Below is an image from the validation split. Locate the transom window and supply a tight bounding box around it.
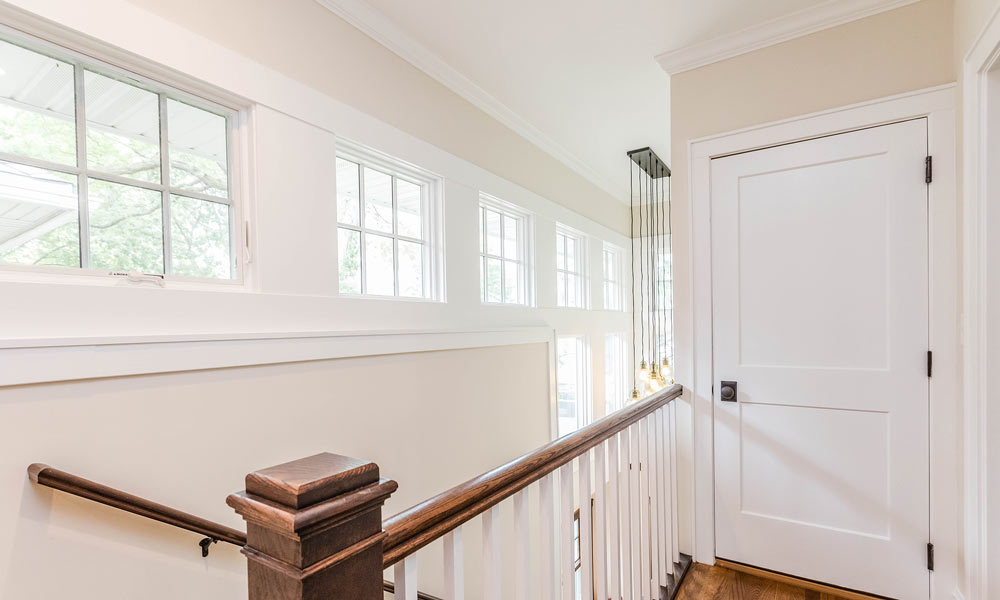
[556,226,587,308]
[603,242,624,311]
[479,197,529,305]
[0,31,237,280]
[336,155,433,299]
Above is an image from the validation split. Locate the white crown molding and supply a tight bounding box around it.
[656,0,921,75]
[314,0,624,202]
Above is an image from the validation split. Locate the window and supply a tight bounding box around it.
[556,226,587,308]
[656,240,674,371]
[0,31,237,280]
[336,153,437,299]
[603,243,624,311]
[479,196,529,305]
[605,333,629,414]
[557,335,591,437]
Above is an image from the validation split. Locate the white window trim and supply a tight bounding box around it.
[479,193,534,306]
[0,20,253,289]
[336,138,445,302]
[604,331,629,414]
[555,223,589,309]
[603,241,625,312]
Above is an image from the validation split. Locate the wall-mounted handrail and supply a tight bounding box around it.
[381,383,683,568]
[28,464,247,546]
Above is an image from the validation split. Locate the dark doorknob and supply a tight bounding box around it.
[720,381,737,402]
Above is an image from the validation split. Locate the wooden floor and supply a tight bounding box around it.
[675,563,867,600]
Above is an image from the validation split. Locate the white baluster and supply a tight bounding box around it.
[658,408,673,577]
[513,488,530,600]
[621,427,634,600]
[670,403,679,565]
[579,449,594,600]
[483,505,501,600]
[638,418,651,600]
[609,432,623,600]
[394,554,418,600]
[594,441,608,600]
[647,413,661,597]
[560,462,576,600]
[629,423,641,599]
[540,472,558,599]
[444,527,465,600]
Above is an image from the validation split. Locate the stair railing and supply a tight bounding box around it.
[28,383,686,599]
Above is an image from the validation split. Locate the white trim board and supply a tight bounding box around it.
[313,0,621,203]
[959,4,1000,598]
[656,0,921,75]
[0,328,553,387]
[685,84,958,599]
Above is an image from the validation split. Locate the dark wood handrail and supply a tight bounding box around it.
[28,463,247,546]
[381,383,683,567]
[28,463,441,600]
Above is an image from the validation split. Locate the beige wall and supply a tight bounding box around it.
[122,0,628,234]
[0,343,550,599]
[668,0,956,558]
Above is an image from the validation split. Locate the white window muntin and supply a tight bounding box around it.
[336,143,442,300]
[603,242,624,311]
[0,25,243,283]
[556,225,587,309]
[479,194,532,305]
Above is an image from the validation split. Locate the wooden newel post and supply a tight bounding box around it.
[227,453,398,600]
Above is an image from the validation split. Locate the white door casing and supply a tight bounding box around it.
[711,120,929,598]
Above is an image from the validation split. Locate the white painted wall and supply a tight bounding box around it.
[0,1,637,598]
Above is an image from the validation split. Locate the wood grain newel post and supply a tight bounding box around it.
[227,453,398,600]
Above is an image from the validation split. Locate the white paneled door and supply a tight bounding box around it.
[711,119,929,599]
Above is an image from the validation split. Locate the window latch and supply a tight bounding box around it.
[110,271,166,287]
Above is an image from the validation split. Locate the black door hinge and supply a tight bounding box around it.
[927,351,933,378]
[927,542,935,571]
[925,156,933,184]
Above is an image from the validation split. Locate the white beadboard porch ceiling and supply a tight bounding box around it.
[315,0,873,203]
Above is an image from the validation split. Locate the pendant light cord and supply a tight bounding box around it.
[629,161,636,391]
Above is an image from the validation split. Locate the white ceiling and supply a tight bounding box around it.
[321,0,851,202]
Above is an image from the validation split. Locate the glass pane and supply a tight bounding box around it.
[480,255,486,301]
[85,70,160,183]
[364,168,392,234]
[567,273,578,307]
[556,232,565,270]
[88,178,162,273]
[478,207,484,253]
[503,259,519,304]
[557,336,579,436]
[338,227,361,294]
[398,239,424,298]
[0,161,79,267]
[485,209,501,256]
[336,158,360,226]
[0,40,76,165]
[397,179,422,239]
[565,236,576,272]
[170,195,230,278]
[503,215,518,259]
[486,256,502,303]
[557,271,566,307]
[364,233,394,295]
[167,99,228,198]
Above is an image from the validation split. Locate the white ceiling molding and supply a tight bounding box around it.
[656,0,922,75]
[314,0,624,201]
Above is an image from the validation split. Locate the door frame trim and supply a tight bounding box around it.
[687,84,958,599]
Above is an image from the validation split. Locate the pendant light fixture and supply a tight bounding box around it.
[627,147,671,398]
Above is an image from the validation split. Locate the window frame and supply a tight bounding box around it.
[0,23,247,286]
[479,194,533,306]
[602,242,624,311]
[604,332,629,414]
[336,140,444,302]
[556,334,592,438]
[555,224,588,309]
[655,235,674,364]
